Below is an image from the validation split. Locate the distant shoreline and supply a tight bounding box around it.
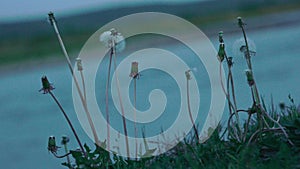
[1,9,300,74]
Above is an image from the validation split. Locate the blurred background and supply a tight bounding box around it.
[1,0,300,168]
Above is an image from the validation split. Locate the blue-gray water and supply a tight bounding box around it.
[1,22,300,168]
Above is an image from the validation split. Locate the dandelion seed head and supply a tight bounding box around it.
[99,31,113,48]
[233,37,256,58]
[99,28,126,52]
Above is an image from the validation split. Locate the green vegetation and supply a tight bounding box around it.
[51,100,300,169]
[40,13,300,168]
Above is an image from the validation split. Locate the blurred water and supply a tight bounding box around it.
[1,23,300,168]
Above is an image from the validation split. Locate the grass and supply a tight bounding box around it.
[64,101,300,169]
[41,15,300,168]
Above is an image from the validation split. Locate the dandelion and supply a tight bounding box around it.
[39,76,55,94]
[217,31,241,141]
[232,37,256,58]
[100,28,129,157]
[185,70,199,142]
[217,31,225,62]
[185,70,192,80]
[76,57,86,102]
[48,136,59,153]
[237,17,293,145]
[61,135,71,168]
[237,16,245,28]
[48,12,100,147]
[130,62,140,79]
[100,28,125,52]
[41,76,86,157]
[130,61,140,159]
[76,58,83,71]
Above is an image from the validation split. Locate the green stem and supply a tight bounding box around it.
[48,91,86,157]
[63,144,71,168]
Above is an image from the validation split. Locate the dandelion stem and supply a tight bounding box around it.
[112,46,130,158]
[63,144,71,168]
[52,152,72,159]
[186,74,199,142]
[48,91,86,157]
[243,113,252,142]
[247,127,282,145]
[238,17,292,145]
[219,62,241,141]
[105,51,113,151]
[80,71,87,102]
[133,78,138,159]
[238,17,261,106]
[48,12,100,146]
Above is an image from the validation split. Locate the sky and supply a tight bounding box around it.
[0,0,201,23]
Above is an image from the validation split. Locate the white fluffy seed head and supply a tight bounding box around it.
[99,28,126,52]
[232,37,256,58]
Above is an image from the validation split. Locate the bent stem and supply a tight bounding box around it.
[52,152,72,159]
[48,91,86,157]
[226,62,242,140]
[218,32,242,140]
[261,108,294,146]
[219,62,241,142]
[48,12,100,146]
[247,128,282,145]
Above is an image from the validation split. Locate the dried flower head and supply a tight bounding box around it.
[76,57,83,71]
[227,57,234,67]
[218,31,224,43]
[39,76,54,94]
[185,70,192,80]
[48,12,56,25]
[130,62,140,79]
[237,16,244,28]
[48,136,59,153]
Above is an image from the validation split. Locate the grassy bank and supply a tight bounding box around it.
[59,100,300,169]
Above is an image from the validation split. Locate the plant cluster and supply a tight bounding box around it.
[41,13,300,168]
